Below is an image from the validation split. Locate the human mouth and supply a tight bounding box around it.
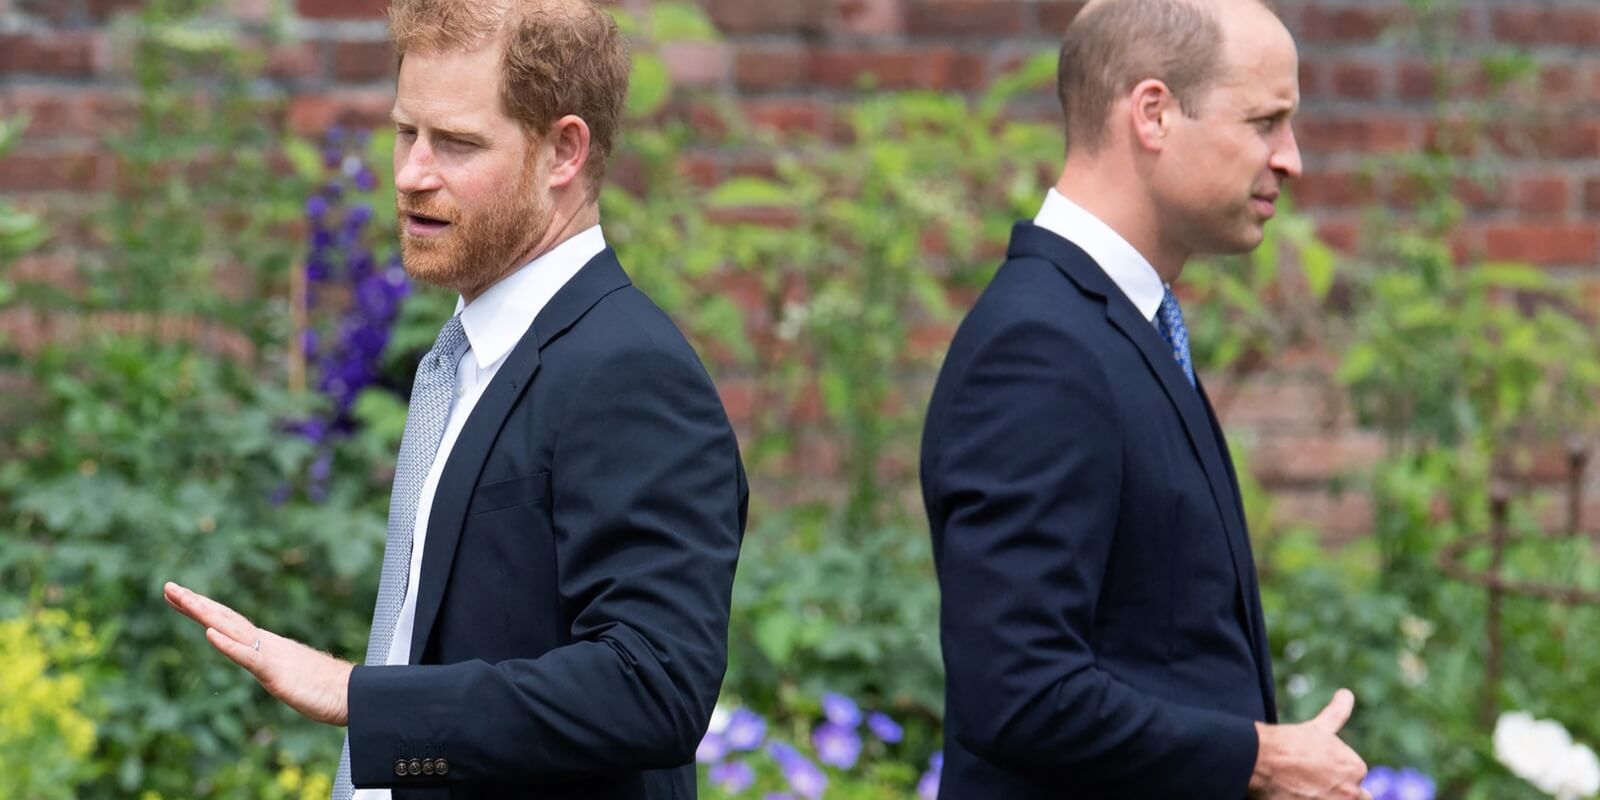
[403,210,453,237]
[1251,192,1278,219]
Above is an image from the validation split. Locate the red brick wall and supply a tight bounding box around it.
[3,0,1598,539]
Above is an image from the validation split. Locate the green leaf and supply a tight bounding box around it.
[705,176,797,209]
[282,136,323,181]
[980,50,1057,116]
[1302,241,1336,301]
[649,2,719,42]
[351,388,409,447]
[626,53,672,119]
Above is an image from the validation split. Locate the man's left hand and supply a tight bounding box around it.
[164,581,353,726]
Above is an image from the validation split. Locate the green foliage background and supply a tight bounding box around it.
[2,0,1599,798]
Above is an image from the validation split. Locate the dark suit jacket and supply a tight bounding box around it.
[346,249,748,799]
[920,224,1276,798]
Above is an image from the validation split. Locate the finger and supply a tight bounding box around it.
[1311,688,1355,733]
[168,584,257,645]
[206,626,264,677]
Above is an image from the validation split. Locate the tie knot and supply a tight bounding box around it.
[431,314,469,361]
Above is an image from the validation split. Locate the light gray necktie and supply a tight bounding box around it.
[333,314,469,800]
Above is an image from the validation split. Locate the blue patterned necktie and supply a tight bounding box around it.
[332,314,469,800]
[1156,286,1196,388]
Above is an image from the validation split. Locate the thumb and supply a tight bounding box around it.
[1310,688,1355,733]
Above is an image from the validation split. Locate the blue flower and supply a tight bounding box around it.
[305,195,330,219]
[820,692,861,728]
[812,722,861,769]
[1364,766,1434,800]
[695,731,728,765]
[916,750,944,799]
[766,740,803,768]
[355,166,378,192]
[724,708,766,751]
[867,711,903,744]
[708,760,754,793]
[780,752,826,799]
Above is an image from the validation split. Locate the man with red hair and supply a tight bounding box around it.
[167,2,748,797]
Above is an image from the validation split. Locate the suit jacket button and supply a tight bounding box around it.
[408,758,422,776]
[394,759,407,776]
[421,759,435,776]
[436,758,449,776]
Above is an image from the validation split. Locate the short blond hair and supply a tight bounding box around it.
[389,0,631,196]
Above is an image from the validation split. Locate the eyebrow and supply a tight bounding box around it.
[389,111,491,145]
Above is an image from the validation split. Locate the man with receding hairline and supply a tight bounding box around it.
[922,0,1370,797]
[164,1,748,797]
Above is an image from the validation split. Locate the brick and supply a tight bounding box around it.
[1252,432,1386,484]
[1315,217,1361,253]
[1512,175,1571,216]
[715,376,756,426]
[1330,61,1382,100]
[1496,121,1600,159]
[1211,380,1337,429]
[285,90,394,137]
[1272,489,1374,544]
[705,0,826,34]
[1297,115,1416,153]
[742,98,828,136]
[661,41,731,89]
[904,0,1027,36]
[0,33,100,77]
[1298,4,1399,42]
[15,0,74,24]
[1492,6,1600,46]
[0,88,132,139]
[84,0,140,21]
[1397,61,1436,100]
[1298,61,1323,97]
[332,40,396,83]
[1483,223,1598,266]
[1540,64,1582,104]
[1292,169,1373,209]
[811,47,988,92]
[7,255,83,294]
[0,150,112,192]
[1039,1,1086,34]
[830,0,904,35]
[734,45,810,91]
[296,0,389,19]
[267,41,322,81]
[1586,178,1600,213]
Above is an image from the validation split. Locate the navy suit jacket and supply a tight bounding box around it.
[346,250,748,799]
[920,224,1276,798]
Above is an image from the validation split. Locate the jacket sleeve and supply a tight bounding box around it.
[346,341,747,785]
[928,316,1257,797]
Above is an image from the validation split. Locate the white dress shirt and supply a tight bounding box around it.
[1034,188,1166,325]
[354,224,606,800]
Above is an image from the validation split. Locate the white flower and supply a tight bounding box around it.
[1397,651,1427,687]
[1494,711,1600,799]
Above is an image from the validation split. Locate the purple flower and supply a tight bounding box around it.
[762,795,796,800]
[695,731,728,765]
[345,203,374,233]
[309,451,333,483]
[917,751,943,799]
[820,692,861,728]
[268,483,291,507]
[355,166,378,192]
[812,723,861,769]
[296,418,328,445]
[867,711,903,744]
[1364,766,1434,800]
[780,753,826,799]
[724,708,766,751]
[305,194,330,219]
[766,741,803,768]
[708,760,754,793]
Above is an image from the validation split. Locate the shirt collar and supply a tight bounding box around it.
[455,224,607,370]
[1034,189,1165,323]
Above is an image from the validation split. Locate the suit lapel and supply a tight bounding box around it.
[407,250,633,661]
[1009,224,1262,645]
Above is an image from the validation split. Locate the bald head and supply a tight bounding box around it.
[1057,0,1281,157]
